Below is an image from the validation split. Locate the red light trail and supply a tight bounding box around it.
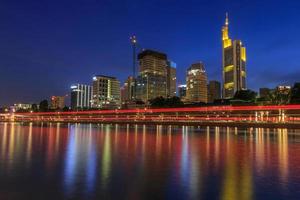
[17,104,300,116]
[3,104,300,127]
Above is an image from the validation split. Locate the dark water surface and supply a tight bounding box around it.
[0,122,300,200]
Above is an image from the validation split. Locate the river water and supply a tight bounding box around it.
[0,122,299,200]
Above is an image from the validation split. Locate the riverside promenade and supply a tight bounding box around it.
[2,105,300,129]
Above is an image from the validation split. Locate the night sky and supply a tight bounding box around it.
[0,0,300,106]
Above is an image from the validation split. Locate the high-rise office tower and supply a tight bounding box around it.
[208,80,221,103]
[50,96,65,109]
[186,62,208,103]
[92,75,121,109]
[121,76,135,103]
[136,49,168,102]
[178,84,187,99]
[139,49,167,75]
[70,84,92,110]
[222,13,246,98]
[167,61,177,97]
[120,86,126,103]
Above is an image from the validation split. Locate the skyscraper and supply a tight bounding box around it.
[186,62,208,103]
[121,76,135,103]
[222,13,246,98]
[70,84,92,110]
[92,75,121,109]
[136,49,168,102]
[208,80,221,103]
[167,61,177,97]
[178,84,187,100]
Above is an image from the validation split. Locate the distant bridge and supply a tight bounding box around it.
[2,105,300,128]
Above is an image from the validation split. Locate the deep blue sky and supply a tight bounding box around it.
[0,0,300,106]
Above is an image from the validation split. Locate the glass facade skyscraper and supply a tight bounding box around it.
[222,13,247,98]
[136,50,176,102]
[167,61,177,97]
[70,84,92,110]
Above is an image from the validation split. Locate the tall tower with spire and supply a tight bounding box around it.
[222,13,247,98]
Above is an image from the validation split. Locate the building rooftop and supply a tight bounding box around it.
[94,75,117,80]
[188,62,205,71]
[138,49,167,60]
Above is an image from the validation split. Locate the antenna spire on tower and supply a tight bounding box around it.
[130,35,137,100]
[130,35,137,79]
[225,12,229,26]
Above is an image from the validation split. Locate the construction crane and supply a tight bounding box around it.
[130,35,137,100]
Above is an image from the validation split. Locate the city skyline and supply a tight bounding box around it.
[1,0,300,106]
[1,1,300,199]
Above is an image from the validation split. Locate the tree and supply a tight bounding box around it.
[149,96,166,108]
[165,96,184,107]
[31,103,38,112]
[268,89,290,105]
[233,89,257,102]
[39,100,49,112]
[290,83,300,104]
[63,106,70,112]
[149,96,184,108]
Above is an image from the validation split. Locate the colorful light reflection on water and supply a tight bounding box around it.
[0,122,299,200]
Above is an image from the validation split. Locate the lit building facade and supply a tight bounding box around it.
[208,80,221,103]
[276,85,291,95]
[121,76,135,103]
[186,62,208,103]
[92,75,121,109]
[167,61,177,97]
[70,84,92,110]
[222,13,246,98]
[13,103,32,111]
[178,84,187,100]
[136,50,169,102]
[138,49,167,76]
[136,74,167,102]
[50,96,65,109]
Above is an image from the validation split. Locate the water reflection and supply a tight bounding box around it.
[64,124,77,195]
[101,125,112,188]
[0,122,299,199]
[278,128,288,183]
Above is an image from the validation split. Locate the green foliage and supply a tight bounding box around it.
[233,90,257,102]
[290,82,300,104]
[149,96,184,108]
[165,96,184,107]
[31,103,38,112]
[63,106,70,111]
[268,89,290,105]
[149,96,166,108]
[39,100,49,112]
